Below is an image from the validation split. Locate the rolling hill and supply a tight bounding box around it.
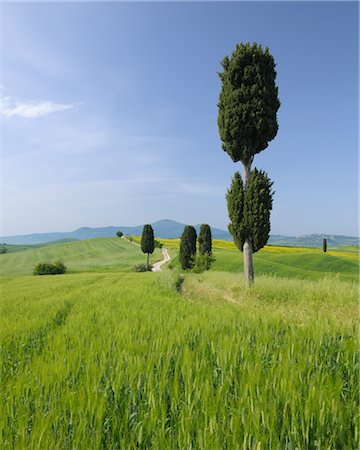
[0,235,357,281]
[0,237,162,277]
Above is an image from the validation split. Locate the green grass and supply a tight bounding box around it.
[211,248,359,281]
[161,238,358,282]
[1,272,357,449]
[0,238,162,277]
[1,237,358,448]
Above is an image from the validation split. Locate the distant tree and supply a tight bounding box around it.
[218,42,280,286]
[198,224,212,255]
[323,238,327,253]
[179,226,197,270]
[116,231,123,238]
[227,169,274,259]
[0,246,7,254]
[141,225,155,271]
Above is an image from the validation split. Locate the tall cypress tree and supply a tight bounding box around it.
[179,226,197,270]
[198,224,212,255]
[141,224,155,271]
[218,42,280,285]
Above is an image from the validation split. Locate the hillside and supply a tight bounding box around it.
[1,236,357,282]
[0,237,161,277]
[1,237,357,448]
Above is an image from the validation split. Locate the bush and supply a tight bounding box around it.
[116,231,123,238]
[192,253,215,274]
[154,239,163,249]
[133,263,153,273]
[34,260,67,276]
[0,246,7,254]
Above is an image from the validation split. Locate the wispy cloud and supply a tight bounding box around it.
[2,97,75,118]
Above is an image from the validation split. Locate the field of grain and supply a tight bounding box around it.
[1,267,358,449]
[1,237,358,448]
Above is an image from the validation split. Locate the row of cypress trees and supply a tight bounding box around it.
[179,224,212,270]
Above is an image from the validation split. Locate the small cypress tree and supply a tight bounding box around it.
[227,169,274,260]
[141,224,155,271]
[179,226,197,270]
[323,238,327,253]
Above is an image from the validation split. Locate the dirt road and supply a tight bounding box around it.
[152,248,171,272]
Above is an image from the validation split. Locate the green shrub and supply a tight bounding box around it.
[116,231,123,238]
[0,246,7,254]
[192,253,215,273]
[133,263,152,272]
[34,260,66,275]
[154,239,163,249]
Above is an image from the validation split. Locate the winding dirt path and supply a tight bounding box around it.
[152,248,171,272]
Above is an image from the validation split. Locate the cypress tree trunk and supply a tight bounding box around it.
[243,162,254,286]
[146,253,149,271]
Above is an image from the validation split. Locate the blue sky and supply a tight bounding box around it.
[2,1,358,236]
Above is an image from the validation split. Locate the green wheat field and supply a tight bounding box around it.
[1,238,358,449]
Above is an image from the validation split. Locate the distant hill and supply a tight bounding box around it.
[0,220,230,245]
[1,220,358,248]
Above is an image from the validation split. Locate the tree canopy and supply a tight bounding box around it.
[141,225,154,254]
[179,226,197,270]
[198,224,212,256]
[218,42,280,166]
[227,169,274,253]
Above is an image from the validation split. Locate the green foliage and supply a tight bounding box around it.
[0,246,7,254]
[323,238,327,253]
[198,224,212,256]
[218,42,280,165]
[154,239,163,249]
[141,225,155,255]
[133,263,152,272]
[141,225,155,271]
[192,253,215,273]
[115,231,123,238]
[227,169,274,253]
[179,226,197,270]
[226,172,245,251]
[33,260,66,275]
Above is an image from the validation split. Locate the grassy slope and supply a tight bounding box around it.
[158,238,358,281]
[0,237,162,277]
[212,248,358,281]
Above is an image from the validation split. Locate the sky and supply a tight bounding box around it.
[1,1,358,237]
